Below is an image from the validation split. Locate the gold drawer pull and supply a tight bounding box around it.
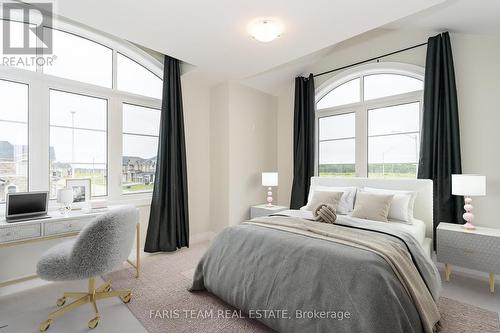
[463,249,475,254]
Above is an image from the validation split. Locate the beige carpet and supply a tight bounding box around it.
[104,241,500,333]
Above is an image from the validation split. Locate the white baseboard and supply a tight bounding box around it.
[190,231,216,244]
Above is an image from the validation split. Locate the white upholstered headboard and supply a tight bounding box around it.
[309,177,434,237]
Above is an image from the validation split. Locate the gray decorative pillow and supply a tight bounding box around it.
[351,191,394,222]
[313,203,337,224]
[304,191,343,211]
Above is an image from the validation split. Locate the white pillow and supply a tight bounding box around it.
[363,187,417,223]
[302,186,357,214]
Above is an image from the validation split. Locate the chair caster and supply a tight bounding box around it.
[88,317,99,329]
[39,319,52,332]
[56,297,66,307]
[120,292,131,303]
[104,285,112,292]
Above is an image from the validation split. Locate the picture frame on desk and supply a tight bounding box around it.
[65,178,91,208]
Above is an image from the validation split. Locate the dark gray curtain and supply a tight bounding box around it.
[144,56,189,252]
[290,74,315,209]
[418,32,464,248]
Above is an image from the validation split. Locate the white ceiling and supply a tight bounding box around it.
[384,0,500,36]
[49,0,443,87]
[243,0,500,94]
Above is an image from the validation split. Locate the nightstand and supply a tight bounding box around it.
[250,204,288,219]
[437,222,500,293]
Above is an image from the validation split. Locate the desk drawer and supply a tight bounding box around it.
[0,224,41,243]
[44,218,89,236]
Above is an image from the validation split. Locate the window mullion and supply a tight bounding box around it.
[360,75,365,102]
[356,107,367,177]
[107,95,122,201]
[29,79,50,191]
[112,49,118,90]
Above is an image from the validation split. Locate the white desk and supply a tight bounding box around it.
[0,206,140,288]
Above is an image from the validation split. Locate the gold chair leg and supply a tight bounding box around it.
[88,299,100,329]
[88,277,96,293]
[96,280,112,292]
[39,278,125,331]
[40,294,89,331]
[445,263,452,281]
[48,295,90,320]
[63,292,87,299]
[95,289,131,300]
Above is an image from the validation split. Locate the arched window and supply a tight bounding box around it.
[0,15,163,203]
[316,63,423,178]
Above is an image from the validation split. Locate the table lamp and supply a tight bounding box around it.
[452,174,486,230]
[262,172,278,207]
[57,188,74,215]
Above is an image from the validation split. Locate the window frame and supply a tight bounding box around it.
[116,52,163,98]
[48,88,109,198]
[121,102,161,195]
[317,111,356,177]
[0,78,30,198]
[42,26,114,88]
[0,15,163,207]
[315,62,424,178]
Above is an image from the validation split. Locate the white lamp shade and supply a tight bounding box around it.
[262,172,278,186]
[57,188,74,204]
[452,174,486,196]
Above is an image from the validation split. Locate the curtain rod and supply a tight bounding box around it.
[312,41,428,78]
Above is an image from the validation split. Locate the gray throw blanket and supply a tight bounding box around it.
[313,203,337,223]
[191,215,441,333]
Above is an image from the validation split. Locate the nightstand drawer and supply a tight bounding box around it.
[44,218,89,236]
[250,205,288,219]
[437,244,500,274]
[437,229,500,254]
[0,224,42,243]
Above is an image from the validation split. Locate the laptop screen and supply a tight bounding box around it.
[6,192,48,217]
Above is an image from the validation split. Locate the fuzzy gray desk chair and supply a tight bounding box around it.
[36,206,138,331]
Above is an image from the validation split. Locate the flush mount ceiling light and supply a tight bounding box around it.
[247,18,284,43]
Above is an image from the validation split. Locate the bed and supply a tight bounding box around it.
[191,177,440,333]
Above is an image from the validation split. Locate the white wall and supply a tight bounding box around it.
[210,82,277,231]
[228,83,278,225]
[209,83,230,232]
[452,33,500,228]
[276,81,295,207]
[182,77,211,236]
[275,28,500,228]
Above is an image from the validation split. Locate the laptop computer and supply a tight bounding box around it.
[5,191,51,222]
